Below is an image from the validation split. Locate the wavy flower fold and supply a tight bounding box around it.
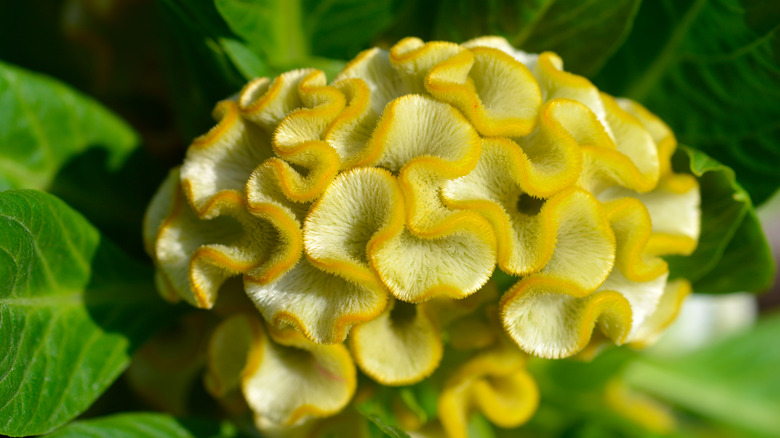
[144,36,700,435]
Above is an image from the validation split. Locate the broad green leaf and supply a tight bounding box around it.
[45,413,241,438]
[665,147,775,294]
[432,0,642,76]
[214,0,395,68]
[214,0,309,62]
[302,0,396,60]
[594,0,780,205]
[625,314,780,437]
[158,0,248,140]
[219,37,272,79]
[523,348,670,438]
[0,190,181,437]
[0,61,165,258]
[0,61,137,191]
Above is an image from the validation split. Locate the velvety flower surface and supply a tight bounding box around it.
[144,36,700,435]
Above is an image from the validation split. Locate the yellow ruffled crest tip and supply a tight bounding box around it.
[143,34,702,432]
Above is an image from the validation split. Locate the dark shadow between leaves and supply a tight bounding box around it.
[48,147,168,261]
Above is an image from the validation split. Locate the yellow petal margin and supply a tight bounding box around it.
[205,313,356,428]
[145,34,703,430]
[350,299,443,386]
[438,347,539,438]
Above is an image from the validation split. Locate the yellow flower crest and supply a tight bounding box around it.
[144,36,700,434]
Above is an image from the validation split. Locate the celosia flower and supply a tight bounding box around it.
[144,36,700,435]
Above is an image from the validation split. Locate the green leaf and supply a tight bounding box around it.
[302,0,396,60]
[594,0,780,205]
[219,37,272,79]
[624,313,780,437]
[0,190,182,437]
[0,61,137,191]
[467,413,497,438]
[44,412,241,438]
[0,61,165,258]
[215,0,309,62]
[357,399,412,438]
[158,0,248,140]
[215,0,395,67]
[665,146,775,294]
[432,0,642,76]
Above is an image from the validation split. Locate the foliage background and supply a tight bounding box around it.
[0,0,778,437]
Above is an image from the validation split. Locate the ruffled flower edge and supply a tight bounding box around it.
[143,35,701,364]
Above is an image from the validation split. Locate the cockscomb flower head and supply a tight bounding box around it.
[144,36,700,435]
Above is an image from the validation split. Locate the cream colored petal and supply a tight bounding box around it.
[371,94,481,174]
[245,258,387,344]
[204,313,254,399]
[239,69,313,131]
[370,226,496,303]
[511,99,598,196]
[389,37,464,94]
[600,176,700,257]
[368,94,483,238]
[399,162,494,239]
[303,167,403,293]
[272,70,344,153]
[326,78,385,169]
[540,189,616,291]
[336,47,410,115]
[615,97,677,177]
[153,172,240,308]
[461,36,539,70]
[441,142,542,275]
[181,101,274,218]
[153,169,287,308]
[153,270,179,303]
[438,348,538,438]
[350,299,443,385]
[253,417,318,438]
[442,103,597,275]
[640,180,701,254]
[143,168,178,258]
[576,94,659,195]
[242,161,307,285]
[533,52,611,136]
[629,279,692,347]
[249,70,345,203]
[603,197,668,282]
[240,317,357,426]
[598,269,668,341]
[500,275,632,358]
[426,46,541,137]
[615,98,700,255]
[598,93,660,192]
